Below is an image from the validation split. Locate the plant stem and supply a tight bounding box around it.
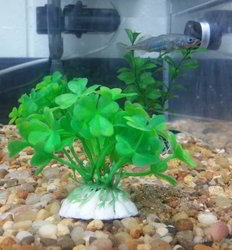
[106,157,127,185]
[52,154,87,179]
[123,170,153,177]
[95,140,115,182]
[70,146,83,166]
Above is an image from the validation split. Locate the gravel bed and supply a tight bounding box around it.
[0,122,231,250]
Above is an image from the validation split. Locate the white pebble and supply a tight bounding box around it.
[3,221,14,230]
[16,231,33,242]
[156,227,168,237]
[193,235,204,244]
[161,235,173,243]
[173,245,184,250]
[198,212,218,226]
[38,224,57,239]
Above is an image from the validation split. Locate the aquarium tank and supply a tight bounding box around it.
[0,1,232,249]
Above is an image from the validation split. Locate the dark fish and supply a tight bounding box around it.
[127,34,201,52]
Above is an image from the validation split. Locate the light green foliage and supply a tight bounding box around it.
[8,72,195,190]
[118,29,203,113]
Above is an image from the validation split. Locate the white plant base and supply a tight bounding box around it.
[59,186,138,220]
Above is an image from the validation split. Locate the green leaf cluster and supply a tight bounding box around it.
[8,73,195,189]
[118,29,202,114]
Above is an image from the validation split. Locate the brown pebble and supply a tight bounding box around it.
[175,219,193,231]
[0,236,17,247]
[0,169,9,178]
[130,227,143,239]
[150,239,171,250]
[194,244,215,250]
[16,189,29,199]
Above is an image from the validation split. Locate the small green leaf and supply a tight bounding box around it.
[28,131,50,145]
[68,78,88,94]
[8,140,30,157]
[44,132,61,153]
[31,150,53,168]
[89,115,114,137]
[125,29,140,44]
[55,94,78,109]
[117,72,135,84]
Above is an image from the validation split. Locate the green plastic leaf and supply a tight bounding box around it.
[124,101,149,118]
[68,78,88,94]
[89,115,114,137]
[132,153,160,167]
[28,131,50,145]
[8,140,30,157]
[146,89,161,100]
[117,72,135,84]
[55,94,78,109]
[31,150,53,168]
[73,95,97,121]
[171,134,196,166]
[124,116,151,131]
[43,107,55,128]
[44,132,61,153]
[125,29,140,44]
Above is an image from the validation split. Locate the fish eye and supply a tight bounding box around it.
[187,37,194,43]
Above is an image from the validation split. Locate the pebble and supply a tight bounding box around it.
[25,193,41,205]
[147,214,160,224]
[16,230,33,242]
[175,218,194,231]
[46,202,61,215]
[172,212,188,222]
[208,186,225,196]
[57,235,75,249]
[173,245,185,250]
[0,190,9,204]
[198,212,218,226]
[71,226,85,244]
[156,227,169,237]
[161,235,173,243]
[3,220,14,230]
[194,245,215,250]
[38,223,57,239]
[150,239,171,250]
[204,221,229,241]
[13,220,32,230]
[14,209,38,222]
[90,238,113,249]
[137,243,152,250]
[43,167,60,179]
[40,237,57,246]
[87,220,104,231]
[57,223,70,237]
[176,230,194,250]
[0,169,8,178]
[36,209,51,220]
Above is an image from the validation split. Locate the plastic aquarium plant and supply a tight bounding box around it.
[118,29,201,114]
[8,72,195,220]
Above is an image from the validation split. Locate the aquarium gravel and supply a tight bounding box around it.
[0,123,232,250]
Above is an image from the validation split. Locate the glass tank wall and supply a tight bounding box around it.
[169,0,232,154]
[0,0,232,154]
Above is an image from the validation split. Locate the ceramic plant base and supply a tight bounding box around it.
[59,186,138,220]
